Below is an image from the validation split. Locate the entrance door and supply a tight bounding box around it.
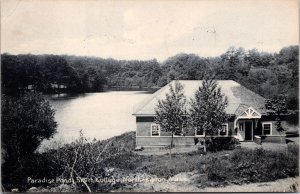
[244,121,253,141]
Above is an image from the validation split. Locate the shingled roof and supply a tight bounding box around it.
[133,80,266,116]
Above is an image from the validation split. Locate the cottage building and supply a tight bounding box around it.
[133,80,291,147]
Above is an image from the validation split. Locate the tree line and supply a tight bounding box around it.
[1,45,298,109]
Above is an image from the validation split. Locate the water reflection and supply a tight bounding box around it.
[40,91,151,149]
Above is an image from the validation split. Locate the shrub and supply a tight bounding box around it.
[204,146,299,184]
[138,153,202,178]
[287,143,299,155]
[44,131,135,192]
[6,131,137,192]
[205,137,240,152]
[102,152,145,170]
[206,155,231,181]
[2,92,57,191]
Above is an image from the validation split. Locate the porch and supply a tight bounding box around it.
[234,106,262,142]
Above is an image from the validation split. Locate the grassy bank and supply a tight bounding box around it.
[3,131,299,192]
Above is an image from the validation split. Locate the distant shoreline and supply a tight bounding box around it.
[105,86,160,92]
[35,86,159,96]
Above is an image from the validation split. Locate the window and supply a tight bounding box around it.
[151,124,160,136]
[219,124,228,136]
[262,122,272,135]
[195,127,205,137]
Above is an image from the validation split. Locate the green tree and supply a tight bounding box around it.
[265,95,288,143]
[189,79,228,152]
[220,47,251,79]
[161,53,208,82]
[155,81,187,152]
[2,92,57,190]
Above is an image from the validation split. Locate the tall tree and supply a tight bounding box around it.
[265,95,288,143]
[155,81,187,151]
[189,79,228,152]
[2,92,57,189]
[220,47,251,80]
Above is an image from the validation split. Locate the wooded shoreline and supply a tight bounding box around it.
[2,45,298,110]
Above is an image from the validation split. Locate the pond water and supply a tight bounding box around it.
[40,91,151,149]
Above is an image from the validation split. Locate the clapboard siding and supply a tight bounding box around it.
[136,136,196,146]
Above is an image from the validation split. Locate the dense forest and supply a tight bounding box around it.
[1,45,298,109]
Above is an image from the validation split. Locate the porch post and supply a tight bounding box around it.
[233,116,239,130]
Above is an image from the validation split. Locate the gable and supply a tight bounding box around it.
[237,107,262,119]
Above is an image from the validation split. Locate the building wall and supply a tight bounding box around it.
[136,116,236,136]
[228,120,236,135]
[258,116,288,136]
[266,121,281,136]
[136,116,236,147]
[136,136,197,147]
[136,116,197,146]
[136,116,174,136]
[135,115,292,147]
[136,121,152,136]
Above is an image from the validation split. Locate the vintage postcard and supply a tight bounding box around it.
[1,0,299,192]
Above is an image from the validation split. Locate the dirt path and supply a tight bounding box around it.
[200,177,299,192]
[114,171,299,192]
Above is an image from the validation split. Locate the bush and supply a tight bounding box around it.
[2,92,57,191]
[204,146,299,184]
[205,137,240,152]
[287,143,299,155]
[102,152,145,170]
[206,155,231,181]
[139,153,201,178]
[44,131,126,192]
[2,131,137,192]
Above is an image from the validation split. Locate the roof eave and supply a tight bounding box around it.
[132,113,156,117]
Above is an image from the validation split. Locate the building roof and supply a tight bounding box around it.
[133,80,266,116]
